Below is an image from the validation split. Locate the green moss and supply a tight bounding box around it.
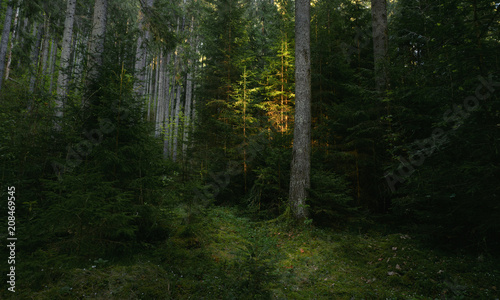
[9,206,500,299]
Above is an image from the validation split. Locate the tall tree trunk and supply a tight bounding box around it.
[134,0,154,96]
[152,55,160,121]
[371,0,388,90]
[86,0,108,87]
[40,19,51,87]
[172,84,183,162]
[147,59,154,120]
[16,18,28,70]
[56,0,77,119]
[289,0,311,220]
[164,69,177,159]
[162,52,172,156]
[73,31,87,87]
[182,16,195,156]
[0,1,14,92]
[182,65,193,156]
[48,38,58,94]
[29,22,43,94]
[4,5,19,84]
[155,53,164,137]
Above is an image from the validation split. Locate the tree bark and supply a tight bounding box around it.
[134,0,154,97]
[40,18,51,87]
[289,0,311,220]
[182,65,193,156]
[4,5,19,84]
[29,22,43,94]
[0,1,14,92]
[182,17,195,156]
[371,0,388,90]
[86,0,108,86]
[172,84,183,162]
[155,53,164,137]
[48,38,57,94]
[56,0,77,119]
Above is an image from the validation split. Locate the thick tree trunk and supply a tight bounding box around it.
[56,0,77,119]
[371,0,388,90]
[86,0,108,86]
[0,1,14,92]
[289,0,311,220]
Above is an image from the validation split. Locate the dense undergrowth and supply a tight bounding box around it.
[6,206,499,299]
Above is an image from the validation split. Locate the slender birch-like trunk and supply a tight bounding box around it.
[0,1,14,92]
[154,54,163,136]
[182,65,193,156]
[147,60,154,120]
[134,0,154,96]
[162,52,172,142]
[73,31,87,86]
[40,19,50,87]
[16,18,28,70]
[182,17,195,156]
[4,5,19,84]
[29,22,43,93]
[48,38,57,94]
[172,84,183,162]
[86,0,108,87]
[155,53,165,137]
[56,0,77,119]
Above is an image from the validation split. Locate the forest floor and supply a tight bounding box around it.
[14,206,500,299]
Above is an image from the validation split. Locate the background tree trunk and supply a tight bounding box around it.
[371,0,388,90]
[4,4,18,85]
[0,1,14,92]
[56,0,77,119]
[134,0,154,97]
[29,22,43,94]
[86,0,108,87]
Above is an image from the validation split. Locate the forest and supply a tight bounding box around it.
[0,0,499,298]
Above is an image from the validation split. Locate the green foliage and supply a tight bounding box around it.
[26,262,173,299]
[246,132,292,217]
[386,0,500,251]
[308,169,355,226]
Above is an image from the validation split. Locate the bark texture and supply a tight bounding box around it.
[289,0,311,220]
[56,0,77,118]
[0,1,14,92]
[87,0,108,84]
[134,0,154,96]
[371,0,388,90]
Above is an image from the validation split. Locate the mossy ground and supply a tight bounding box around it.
[7,206,500,299]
